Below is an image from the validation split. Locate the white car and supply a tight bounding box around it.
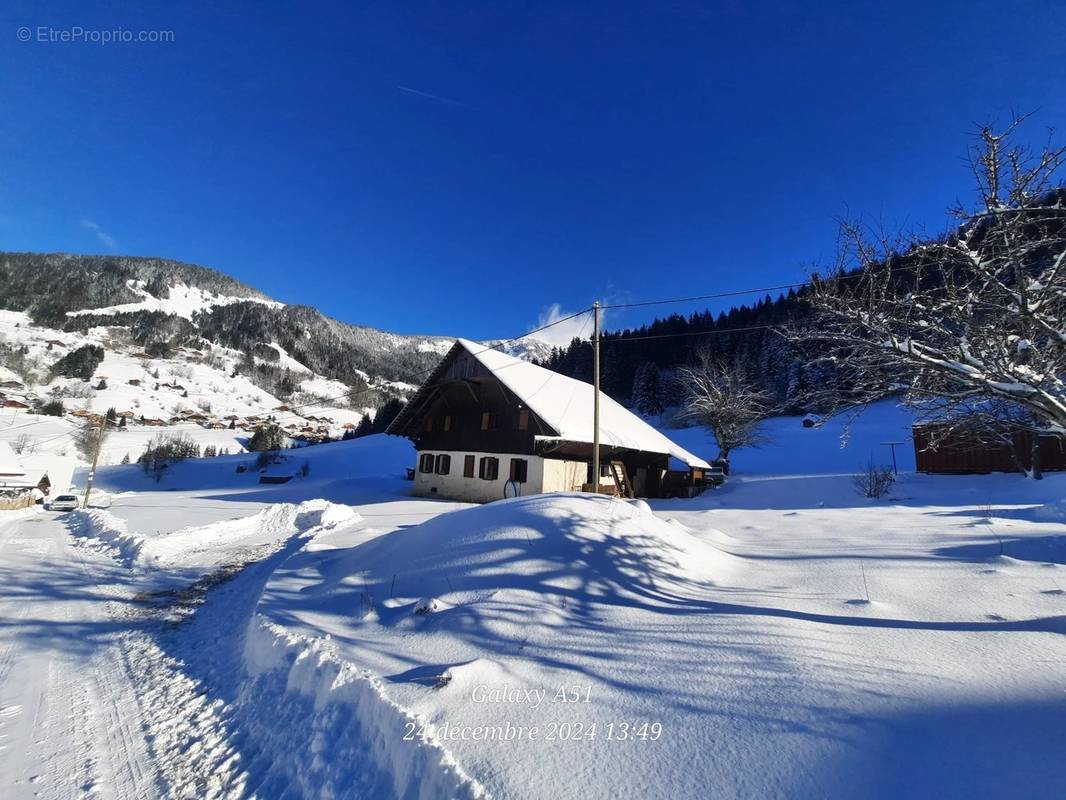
[49,494,80,512]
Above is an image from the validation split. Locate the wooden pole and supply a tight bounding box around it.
[82,419,106,509]
[592,302,600,494]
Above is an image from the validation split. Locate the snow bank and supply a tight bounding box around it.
[339,492,740,607]
[249,492,744,798]
[242,620,487,799]
[73,499,360,572]
[71,507,146,567]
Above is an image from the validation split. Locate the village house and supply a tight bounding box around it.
[0,442,49,510]
[387,339,710,503]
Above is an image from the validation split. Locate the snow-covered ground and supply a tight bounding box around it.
[660,399,919,474]
[1,408,1064,798]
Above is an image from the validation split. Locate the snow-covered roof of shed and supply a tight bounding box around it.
[0,440,26,478]
[456,339,711,469]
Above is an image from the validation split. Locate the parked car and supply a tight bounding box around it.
[49,494,79,512]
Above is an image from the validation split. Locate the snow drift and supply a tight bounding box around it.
[72,499,359,573]
[312,493,739,621]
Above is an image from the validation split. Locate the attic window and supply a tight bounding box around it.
[518,409,529,430]
[424,416,433,432]
[443,415,452,432]
[418,453,434,473]
[479,456,499,481]
[480,412,498,431]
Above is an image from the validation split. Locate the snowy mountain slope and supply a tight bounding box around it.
[65,279,282,320]
[0,252,551,467]
[1,250,549,401]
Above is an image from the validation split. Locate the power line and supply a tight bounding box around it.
[600,260,932,312]
[597,322,783,344]
[600,281,809,310]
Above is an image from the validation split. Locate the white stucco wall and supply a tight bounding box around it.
[412,450,591,504]
[412,450,542,504]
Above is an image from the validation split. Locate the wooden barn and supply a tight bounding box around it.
[913,423,1066,474]
[387,339,710,503]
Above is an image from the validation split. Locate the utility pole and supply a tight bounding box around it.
[82,418,106,509]
[592,301,601,494]
[880,441,906,476]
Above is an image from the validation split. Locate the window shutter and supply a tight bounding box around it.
[518,409,529,430]
[481,412,491,431]
[463,454,475,478]
[509,458,528,483]
[479,456,499,480]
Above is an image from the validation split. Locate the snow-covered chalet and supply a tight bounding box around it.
[387,339,710,503]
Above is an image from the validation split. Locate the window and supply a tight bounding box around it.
[443,415,452,432]
[435,454,451,475]
[479,456,499,480]
[424,416,433,432]
[509,458,528,483]
[463,454,475,478]
[518,409,529,430]
[419,453,434,473]
[480,412,498,431]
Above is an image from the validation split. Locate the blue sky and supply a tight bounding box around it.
[2,1,1064,343]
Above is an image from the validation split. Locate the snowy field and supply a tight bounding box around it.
[1,403,1064,798]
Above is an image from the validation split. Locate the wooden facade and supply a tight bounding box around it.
[913,424,1066,474]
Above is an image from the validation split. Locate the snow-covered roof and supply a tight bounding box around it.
[455,339,710,469]
[0,440,26,479]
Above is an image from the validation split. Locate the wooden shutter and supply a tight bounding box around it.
[518,409,529,430]
[463,454,475,478]
[509,458,528,483]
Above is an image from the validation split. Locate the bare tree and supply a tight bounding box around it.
[677,353,775,464]
[791,117,1066,477]
[11,433,35,455]
[73,418,108,463]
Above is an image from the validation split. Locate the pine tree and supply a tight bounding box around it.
[632,362,664,420]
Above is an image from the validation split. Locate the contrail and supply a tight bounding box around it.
[396,85,468,108]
